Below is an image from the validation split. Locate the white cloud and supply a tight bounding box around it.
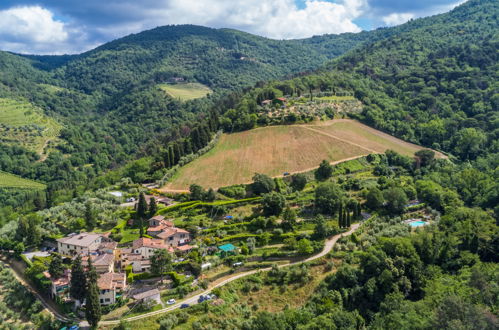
[0,1,370,54]
[382,12,414,26]
[87,0,368,40]
[0,6,70,53]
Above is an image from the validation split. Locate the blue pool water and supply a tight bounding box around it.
[409,221,427,227]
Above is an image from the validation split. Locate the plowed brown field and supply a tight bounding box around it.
[161,119,442,191]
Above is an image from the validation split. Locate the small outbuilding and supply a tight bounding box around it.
[132,288,161,305]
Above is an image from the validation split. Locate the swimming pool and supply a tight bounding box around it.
[409,220,427,227]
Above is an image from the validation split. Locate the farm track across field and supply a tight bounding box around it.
[161,119,441,192]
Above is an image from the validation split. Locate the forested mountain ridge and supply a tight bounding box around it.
[231,0,498,161]
[0,23,378,208]
[221,0,498,216]
[52,24,372,95]
[0,0,497,210]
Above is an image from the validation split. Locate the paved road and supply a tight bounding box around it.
[99,223,360,326]
[2,258,73,323]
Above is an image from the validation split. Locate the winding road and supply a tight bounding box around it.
[99,223,360,326]
[3,224,360,327]
[1,258,73,323]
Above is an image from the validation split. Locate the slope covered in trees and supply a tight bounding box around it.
[0,24,380,209]
[230,0,498,162]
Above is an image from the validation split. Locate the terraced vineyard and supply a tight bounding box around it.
[0,171,46,189]
[0,98,61,156]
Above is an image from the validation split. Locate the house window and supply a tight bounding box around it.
[105,298,110,302]
[100,299,104,303]
[169,237,173,241]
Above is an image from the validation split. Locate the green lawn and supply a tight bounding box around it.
[0,97,62,155]
[158,83,212,101]
[0,171,46,189]
[316,95,355,101]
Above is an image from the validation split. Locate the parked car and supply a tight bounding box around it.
[232,262,243,267]
[180,303,190,309]
[167,299,176,305]
[198,294,213,303]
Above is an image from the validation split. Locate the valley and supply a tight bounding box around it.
[0,0,497,329]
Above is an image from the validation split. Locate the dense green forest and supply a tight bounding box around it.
[0,24,383,212]
[0,0,497,328]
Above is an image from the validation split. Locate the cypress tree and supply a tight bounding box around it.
[139,218,144,238]
[191,128,201,150]
[85,259,102,328]
[163,150,170,168]
[183,139,193,155]
[85,202,97,229]
[137,192,148,220]
[70,255,87,304]
[346,211,351,228]
[148,197,157,218]
[177,141,185,157]
[168,145,175,166]
[338,203,343,228]
[48,253,64,279]
[200,125,210,146]
[173,143,182,163]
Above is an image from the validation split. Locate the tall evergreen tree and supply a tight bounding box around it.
[70,255,87,304]
[193,128,202,150]
[85,259,102,328]
[137,192,148,220]
[139,217,144,238]
[338,203,343,228]
[163,150,171,168]
[183,139,193,155]
[148,197,158,218]
[150,249,172,284]
[16,217,29,242]
[85,202,97,229]
[48,253,64,279]
[168,145,175,166]
[346,211,351,228]
[173,143,182,163]
[199,125,210,146]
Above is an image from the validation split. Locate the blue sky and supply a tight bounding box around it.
[0,0,465,54]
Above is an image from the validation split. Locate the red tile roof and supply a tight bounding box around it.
[97,272,126,290]
[132,238,168,250]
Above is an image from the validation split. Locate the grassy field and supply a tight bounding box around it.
[0,171,46,189]
[162,119,436,191]
[0,98,61,155]
[158,82,212,101]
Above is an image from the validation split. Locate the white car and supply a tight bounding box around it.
[167,299,176,305]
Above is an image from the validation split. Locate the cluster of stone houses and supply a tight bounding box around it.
[47,215,192,306]
[119,215,193,273]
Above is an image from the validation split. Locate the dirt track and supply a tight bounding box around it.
[160,119,441,192]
